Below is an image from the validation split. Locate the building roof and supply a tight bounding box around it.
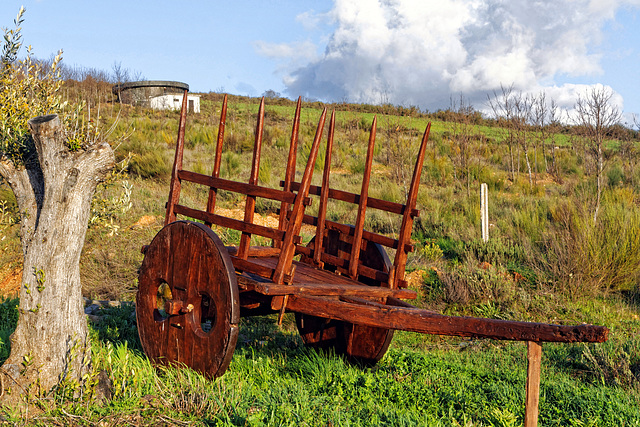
[112,80,189,95]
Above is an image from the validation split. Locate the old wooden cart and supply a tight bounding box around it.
[136,92,608,425]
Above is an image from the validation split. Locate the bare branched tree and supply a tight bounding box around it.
[488,84,517,182]
[531,92,548,176]
[574,86,622,223]
[548,99,563,182]
[111,60,130,85]
[448,94,476,197]
[513,92,533,187]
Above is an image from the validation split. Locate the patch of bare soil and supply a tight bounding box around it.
[0,265,21,297]
[405,269,425,290]
[129,215,158,229]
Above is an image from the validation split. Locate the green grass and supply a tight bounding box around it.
[0,303,638,425]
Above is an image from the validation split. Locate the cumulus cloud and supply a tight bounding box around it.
[259,0,638,113]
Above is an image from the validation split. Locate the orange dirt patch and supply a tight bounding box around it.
[0,265,22,297]
[129,215,158,229]
[405,269,425,289]
[215,207,315,235]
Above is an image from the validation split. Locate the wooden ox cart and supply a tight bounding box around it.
[136,92,608,426]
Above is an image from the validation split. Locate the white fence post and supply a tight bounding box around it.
[481,183,489,242]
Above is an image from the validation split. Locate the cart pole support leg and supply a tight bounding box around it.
[524,341,542,427]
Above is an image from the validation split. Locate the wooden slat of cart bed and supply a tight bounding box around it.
[240,255,416,300]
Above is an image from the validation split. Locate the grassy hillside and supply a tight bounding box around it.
[0,89,639,424]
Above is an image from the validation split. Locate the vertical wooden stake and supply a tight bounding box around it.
[389,122,431,289]
[524,341,542,427]
[277,96,302,248]
[313,110,335,267]
[205,94,228,224]
[164,89,189,225]
[348,116,377,280]
[481,182,489,242]
[238,97,265,259]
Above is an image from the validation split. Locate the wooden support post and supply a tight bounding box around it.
[313,110,336,267]
[277,96,302,247]
[277,265,296,326]
[524,341,542,427]
[205,94,228,224]
[164,89,190,225]
[348,116,377,279]
[238,97,265,259]
[481,182,489,242]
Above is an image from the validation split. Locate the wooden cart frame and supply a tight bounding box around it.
[137,92,608,426]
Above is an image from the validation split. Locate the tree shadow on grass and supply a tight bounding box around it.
[0,296,19,365]
[89,303,142,351]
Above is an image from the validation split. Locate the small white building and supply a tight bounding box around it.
[150,93,201,113]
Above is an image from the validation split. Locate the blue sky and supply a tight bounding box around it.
[2,1,639,122]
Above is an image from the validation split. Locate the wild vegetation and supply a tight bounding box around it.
[0,36,639,425]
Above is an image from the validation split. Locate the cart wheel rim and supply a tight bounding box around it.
[137,221,239,378]
[296,228,394,365]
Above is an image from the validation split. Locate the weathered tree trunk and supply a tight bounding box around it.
[0,115,114,405]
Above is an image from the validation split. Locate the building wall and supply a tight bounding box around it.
[149,94,201,113]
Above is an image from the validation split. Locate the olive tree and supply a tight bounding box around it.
[0,8,114,404]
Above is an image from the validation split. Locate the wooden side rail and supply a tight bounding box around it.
[164,89,190,225]
[180,170,310,206]
[205,93,228,224]
[173,204,289,242]
[276,97,302,247]
[285,182,420,217]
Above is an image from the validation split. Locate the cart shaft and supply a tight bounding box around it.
[287,295,609,343]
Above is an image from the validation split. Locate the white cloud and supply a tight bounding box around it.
[296,10,325,31]
[253,40,318,62]
[258,0,639,113]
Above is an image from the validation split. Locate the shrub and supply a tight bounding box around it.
[422,241,444,262]
[580,339,640,391]
[223,152,240,179]
[607,163,624,187]
[464,237,525,266]
[538,195,640,296]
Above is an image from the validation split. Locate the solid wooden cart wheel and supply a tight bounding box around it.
[136,221,239,378]
[296,228,394,366]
